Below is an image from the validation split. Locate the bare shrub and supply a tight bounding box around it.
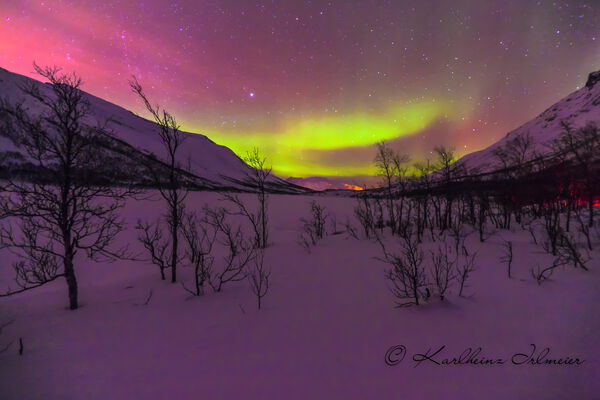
[306,200,328,239]
[430,242,456,301]
[354,194,375,239]
[343,218,359,240]
[206,208,255,292]
[456,247,477,297]
[524,220,539,245]
[222,193,262,248]
[247,248,271,310]
[136,220,172,281]
[378,230,428,307]
[298,200,329,251]
[542,208,561,256]
[556,230,590,271]
[531,260,561,285]
[448,216,468,254]
[181,212,217,296]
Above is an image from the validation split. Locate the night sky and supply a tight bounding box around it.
[2,1,600,177]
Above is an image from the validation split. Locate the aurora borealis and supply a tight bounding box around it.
[2,1,600,177]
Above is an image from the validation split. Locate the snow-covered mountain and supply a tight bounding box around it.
[0,67,307,193]
[457,70,600,174]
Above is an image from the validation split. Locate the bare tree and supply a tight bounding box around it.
[136,220,172,280]
[476,195,490,242]
[531,228,589,284]
[354,193,376,239]
[434,145,459,182]
[0,64,132,309]
[413,160,435,242]
[130,77,187,283]
[181,212,217,296]
[247,248,271,309]
[522,217,539,245]
[553,122,599,227]
[243,148,271,248]
[298,200,329,251]
[541,204,562,256]
[374,141,409,235]
[448,216,468,254]
[378,229,428,307]
[433,145,460,231]
[206,207,255,292]
[456,247,477,297]
[430,242,456,301]
[492,132,535,179]
[305,200,328,240]
[221,193,261,249]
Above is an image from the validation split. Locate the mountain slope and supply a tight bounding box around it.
[457,70,600,174]
[0,67,307,193]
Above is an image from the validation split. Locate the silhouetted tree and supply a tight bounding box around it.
[433,145,461,230]
[430,241,456,301]
[553,121,599,227]
[375,141,409,235]
[130,77,188,283]
[244,148,271,248]
[378,228,427,307]
[181,211,217,296]
[0,64,133,309]
[247,248,271,309]
[205,207,255,292]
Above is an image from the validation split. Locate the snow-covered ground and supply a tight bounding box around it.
[0,192,598,399]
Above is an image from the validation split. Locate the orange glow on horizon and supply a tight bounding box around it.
[343,184,364,191]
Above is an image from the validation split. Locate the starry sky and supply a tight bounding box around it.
[2,0,600,177]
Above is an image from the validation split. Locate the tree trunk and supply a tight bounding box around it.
[171,220,178,283]
[64,255,78,310]
[195,263,201,296]
[170,186,179,283]
[261,192,267,248]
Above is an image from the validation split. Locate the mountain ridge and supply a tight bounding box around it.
[0,67,308,193]
[457,69,600,174]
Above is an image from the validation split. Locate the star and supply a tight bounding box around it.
[2,0,598,177]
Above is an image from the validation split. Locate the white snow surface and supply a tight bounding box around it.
[0,192,598,399]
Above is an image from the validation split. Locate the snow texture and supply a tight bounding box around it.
[0,193,598,399]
